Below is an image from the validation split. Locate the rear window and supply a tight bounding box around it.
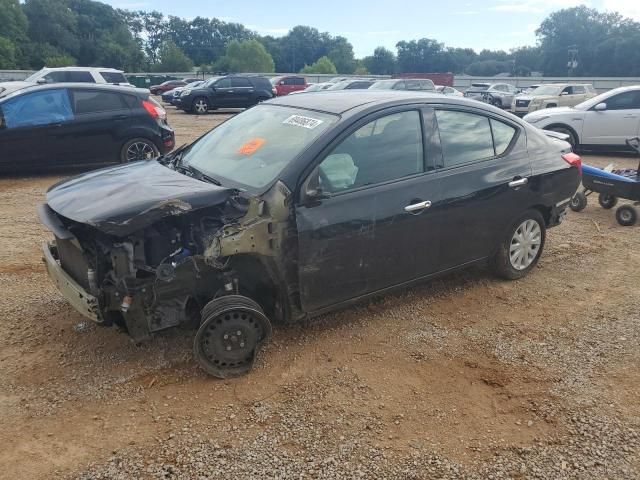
[73,90,126,114]
[100,71,127,84]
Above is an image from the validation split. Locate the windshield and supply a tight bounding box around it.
[531,85,562,96]
[201,77,220,88]
[182,105,338,189]
[369,80,398,90]
[468,84,489,92]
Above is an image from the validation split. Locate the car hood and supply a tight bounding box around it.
[524,106,578,120]
[46,160,235,236]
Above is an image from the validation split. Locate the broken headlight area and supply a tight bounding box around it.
[48,203,245,342]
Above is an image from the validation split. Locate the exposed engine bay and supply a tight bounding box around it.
[39,161,299,378]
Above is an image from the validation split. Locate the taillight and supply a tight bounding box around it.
[142,99,166,120]
[562,152,582,172]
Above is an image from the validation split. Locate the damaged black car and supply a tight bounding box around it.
[39,91,581,378]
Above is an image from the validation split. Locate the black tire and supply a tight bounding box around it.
[598,193,618,210]
[547,126,577,148]
[194,295,272,378]
[120,137,159,163]
[615,205,637,226]
[570,191,588,212]
[490,209,546,280]
[192,97,209,115]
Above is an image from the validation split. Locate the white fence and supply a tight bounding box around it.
[2,70,639,93]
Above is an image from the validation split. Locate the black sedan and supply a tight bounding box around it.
[39,91,580,378]
[0,83,175,172]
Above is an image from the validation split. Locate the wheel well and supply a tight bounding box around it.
[229,255,279,321]
[531,204,552,226]
[544,123,579,144]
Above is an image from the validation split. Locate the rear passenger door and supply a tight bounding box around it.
[66,89,132,165]
[230,77,254,106]
[432,108,534,269]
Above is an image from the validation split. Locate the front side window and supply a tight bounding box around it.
[420,80,435,91]
[232,77,251,88]
[182,105,337,189]
[604,91,640,110]
[319,110,424,193]
[1,89,73,128]
[435,110,494,166]
[44,72,68,83]
[215,78,232,88]
[73,90,126,114]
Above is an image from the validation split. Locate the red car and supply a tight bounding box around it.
[150,80,187,95]
[270,75,308,96]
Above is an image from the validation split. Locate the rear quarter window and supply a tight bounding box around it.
[100,72,127,84]
[491,119,517,155]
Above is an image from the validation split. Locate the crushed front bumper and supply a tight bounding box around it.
[42,242,99,322]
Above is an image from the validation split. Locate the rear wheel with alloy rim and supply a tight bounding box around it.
[192,97,209,115]
[490,210,546,280]
[120,138,159,163]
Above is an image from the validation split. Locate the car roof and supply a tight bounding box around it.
[39,66,124,72]
[0,82,148,101]
[268,90,502,115]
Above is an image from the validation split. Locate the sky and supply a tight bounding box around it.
[107,0,640,57]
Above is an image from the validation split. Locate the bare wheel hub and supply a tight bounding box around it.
[194,296,272,378]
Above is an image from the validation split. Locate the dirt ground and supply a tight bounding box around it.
[0,103,639,479]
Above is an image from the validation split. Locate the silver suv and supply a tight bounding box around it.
[511,83,597,115]
[463,83,519,108]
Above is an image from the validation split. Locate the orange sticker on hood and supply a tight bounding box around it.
[237,138,266,155]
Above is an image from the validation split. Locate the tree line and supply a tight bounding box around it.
[1,1,640,77]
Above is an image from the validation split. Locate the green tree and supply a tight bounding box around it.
[327,36,356,73]
[155,40,193,72]
[465,60,512,76]
[536,6,623,75]
[300,56,337,74]
[396,38,453,73]
[44,54,76,67]
[217,39,274,73]
[0,37,17,69]
[276,26,331,72]
[363,46,396,74]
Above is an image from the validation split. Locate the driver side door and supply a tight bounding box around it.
[295,108,442,313]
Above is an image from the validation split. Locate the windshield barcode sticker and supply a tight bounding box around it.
[283,115,324,129]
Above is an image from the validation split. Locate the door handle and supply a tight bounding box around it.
[404,200,432,213]
[112,114,128,120]
[228,90,234,93]
[508,177,529,188]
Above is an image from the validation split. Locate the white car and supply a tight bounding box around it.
[24,67,132,86]
[523,86,640,149]
[289,82,333,94]
[436,85,464,97]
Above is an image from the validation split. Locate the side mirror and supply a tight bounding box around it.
[594,102,607,111]
[301,167,326,204]
[36,78,46,84]
[279,81,285,85]
[560,91,569,96]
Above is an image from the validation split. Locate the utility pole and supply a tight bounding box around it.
[567,45,578,77]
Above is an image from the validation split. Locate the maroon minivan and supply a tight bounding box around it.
[270,76,308,96]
